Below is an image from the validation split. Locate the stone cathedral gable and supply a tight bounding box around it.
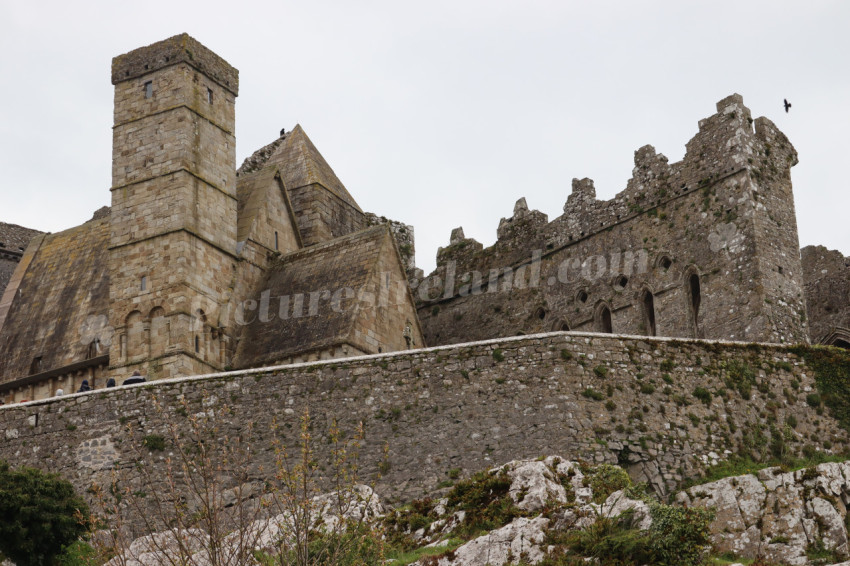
[235,224,424,368]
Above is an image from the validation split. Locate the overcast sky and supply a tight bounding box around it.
[1,1,847,273]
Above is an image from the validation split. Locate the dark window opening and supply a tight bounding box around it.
[834,339,850,350]
[613,275,628,290]
[194,335,200,354]
[30,356,43,374]
[778,265,784,275]
[88,338,100,359]
[534,307,546,320]
[274,231,279,251]
[659,256,672,270]
[207,87,213,104]
[642,290,656,337]
[688,273,701,337]
[577,290,589,304]
[597,305,613,334]
[144,81,153,99]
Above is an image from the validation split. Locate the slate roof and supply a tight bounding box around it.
[234,225,392,367]
[0,217,110,381]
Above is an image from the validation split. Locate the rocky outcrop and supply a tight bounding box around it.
[90,457,850,566]
[679,461,850,565]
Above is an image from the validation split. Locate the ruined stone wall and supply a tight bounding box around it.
[1,332,845,509]
[803,245,850,345]
[0,222,43,299]
[365,213,416,275]
[416,95,808,347]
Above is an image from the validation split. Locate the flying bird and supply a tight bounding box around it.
[784,99,792,113]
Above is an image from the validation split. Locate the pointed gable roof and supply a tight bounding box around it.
[273,125,362,212]
[238,125,362,213]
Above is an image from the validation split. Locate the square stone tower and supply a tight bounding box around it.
[108,34,239,380]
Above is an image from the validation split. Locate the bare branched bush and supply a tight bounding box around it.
[85,393,382,566]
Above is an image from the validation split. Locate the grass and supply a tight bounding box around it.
[680,451,850,490]
[385,538,465,565]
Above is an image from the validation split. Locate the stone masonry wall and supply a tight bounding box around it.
[802,245,850,345]
[0,332,846,511]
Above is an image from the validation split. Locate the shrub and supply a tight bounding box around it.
[142,434,166,451]
[0,461,90,566]
[445,469,523,537]
[582,388,605,401]
[639,383,655,394]
[693,387,712,405]
[648,503,714,566]
[492,349,505,362]
[593,365,609,378]
[582,463,631,504]
[560,349,573,361]
[561,501,713,566]
[724,359,757,400]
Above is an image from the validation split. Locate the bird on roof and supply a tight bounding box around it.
[784,99,792,113]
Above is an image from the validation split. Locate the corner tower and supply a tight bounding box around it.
[108,34,239,379]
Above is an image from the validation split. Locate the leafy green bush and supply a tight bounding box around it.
[0,461,90,566]
[725,360,756,400]
[648,503,714,565]
[581,463,631,504]
[581,388,605,401]
[693,387,712,405]
[445,469,525,537]
[554,502,713,566]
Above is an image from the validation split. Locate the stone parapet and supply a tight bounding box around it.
[112,34,238,95]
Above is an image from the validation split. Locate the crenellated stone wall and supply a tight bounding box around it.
[415,95,809,348]
[1,332,846,510]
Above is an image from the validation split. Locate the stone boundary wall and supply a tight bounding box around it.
[0,332,846,507]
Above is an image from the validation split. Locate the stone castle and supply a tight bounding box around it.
[0,34,848,403]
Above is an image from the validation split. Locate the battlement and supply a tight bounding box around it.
[111,33,239,95]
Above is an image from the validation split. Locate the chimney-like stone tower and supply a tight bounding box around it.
[108,34,239,380]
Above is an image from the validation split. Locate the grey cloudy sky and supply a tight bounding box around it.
[1,0,847,273]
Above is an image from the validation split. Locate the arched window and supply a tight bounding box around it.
[149,307,167,357]
[596,303,613,334]
[125,311,144,358]
[641,289,656,337]
[686,270,701,338]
